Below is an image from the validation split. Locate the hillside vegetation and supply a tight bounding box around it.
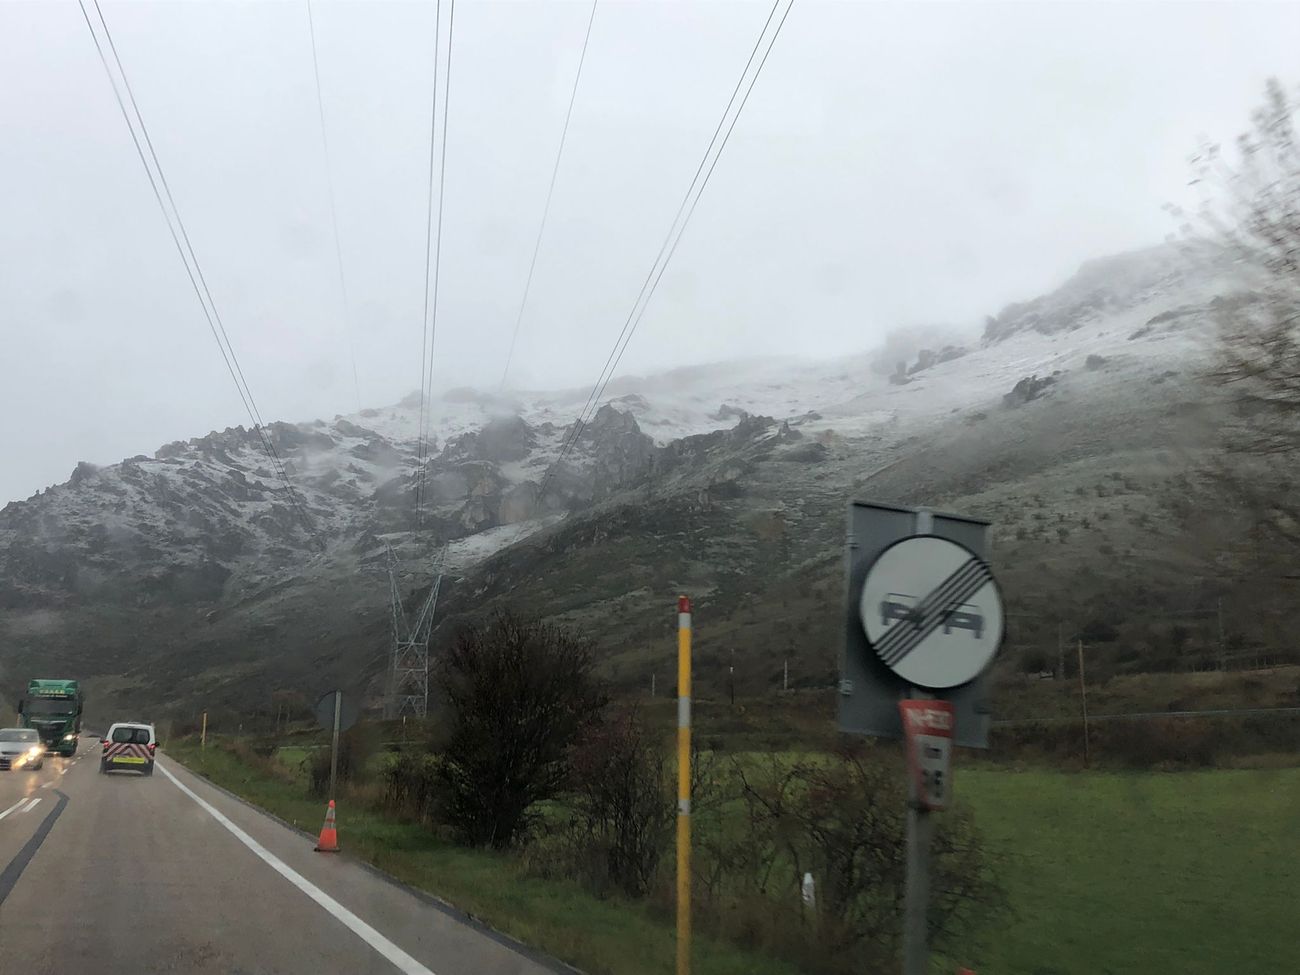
[2,241,1287,720]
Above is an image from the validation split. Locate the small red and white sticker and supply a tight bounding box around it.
[898,700,954,811]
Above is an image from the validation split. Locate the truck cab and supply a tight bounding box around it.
[18,679,84,757]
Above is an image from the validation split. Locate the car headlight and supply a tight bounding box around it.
[29,746,42,758]
[62,734,74,741]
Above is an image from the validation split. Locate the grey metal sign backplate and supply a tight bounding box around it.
[314,690,359,733]
[838,501,994,748]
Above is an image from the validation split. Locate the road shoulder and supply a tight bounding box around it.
[159,755,567,975]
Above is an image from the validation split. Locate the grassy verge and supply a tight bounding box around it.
[165,737,804,975]
[958,766,1300,975]
[167,738,1300,975]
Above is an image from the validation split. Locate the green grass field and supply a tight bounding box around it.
[957,766,1300,975]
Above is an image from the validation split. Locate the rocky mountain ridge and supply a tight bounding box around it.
[980,242,1230,344]
[0,242,1256,716]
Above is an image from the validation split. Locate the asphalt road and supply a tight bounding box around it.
[0,748,559,975]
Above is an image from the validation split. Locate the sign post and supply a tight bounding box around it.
[1077,639,1090,767]
[898,698,955,974]
[902,770,933,975]
[676,595,693,975]
[313,689,359,802]
[328,690,341,802]
[838,502,1003,975]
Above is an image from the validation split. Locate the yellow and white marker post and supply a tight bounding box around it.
[676,594,692,975]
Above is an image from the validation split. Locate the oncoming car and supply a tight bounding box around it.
[0,728,45,771]
[100,722,156,775]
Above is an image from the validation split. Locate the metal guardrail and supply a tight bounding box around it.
[995,706,1300,726]
[271,741,413,751]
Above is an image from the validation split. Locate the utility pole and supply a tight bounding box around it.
[729,648,735,708]
[676,597,693,975]
[1217,598,1226,671]
[1077,639,1090,768]
[1057,621,1065,681]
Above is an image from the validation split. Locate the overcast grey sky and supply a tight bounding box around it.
[2,0,1298,504]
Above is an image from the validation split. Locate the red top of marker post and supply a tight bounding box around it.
[678,595,691,614]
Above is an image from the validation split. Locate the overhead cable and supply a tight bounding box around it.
[78,0,323,549]
[305,0,363,411]
[537,0,796,501]
[414,0,457,531]
[497,0,600,391]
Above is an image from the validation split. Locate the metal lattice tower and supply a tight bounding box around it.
[385,544,446,719]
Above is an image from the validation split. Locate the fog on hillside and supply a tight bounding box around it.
[1,4,1298,975]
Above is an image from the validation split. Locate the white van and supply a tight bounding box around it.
[100,722,157,775]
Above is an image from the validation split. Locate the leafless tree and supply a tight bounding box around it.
[436,611,608,848]
[1169,79,1300,601]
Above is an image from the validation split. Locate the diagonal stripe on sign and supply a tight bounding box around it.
[874,557,984,658]
[876,557,993,667]
[881,566,990,668]
[880,562,991,667]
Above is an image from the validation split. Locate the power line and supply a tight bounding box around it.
[82,0,306,522]
[539,0,790,497]
[537,0,795,501]
[78,0,322,549]
[498,0,600,391]
[304,0,363,412]
[413,0,443,529]
[544,0,786,482]
[586,0,795,400]
[424,0,456,522]
[559,0,786,454]
[415,0,456,531]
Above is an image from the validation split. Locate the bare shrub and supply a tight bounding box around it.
[526,708,676,897]
[381,752,444,825]
[569,709,675,896]
[437,611,608,848]
[309,726,377,798]
[694,748,1002,974]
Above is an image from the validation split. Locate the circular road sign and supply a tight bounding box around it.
[858,535,1004,690]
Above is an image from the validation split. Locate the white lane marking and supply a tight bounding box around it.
[0,798,26,821]
[40,781,54,789]
[157,763,436,975]
[19,798,41,814]
[59,768,68,775]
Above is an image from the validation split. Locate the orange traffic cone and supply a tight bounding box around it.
[314,799,339,852]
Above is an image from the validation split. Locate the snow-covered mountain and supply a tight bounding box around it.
[0,242,1250,715]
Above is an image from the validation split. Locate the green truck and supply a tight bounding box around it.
[18,679,84,757]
